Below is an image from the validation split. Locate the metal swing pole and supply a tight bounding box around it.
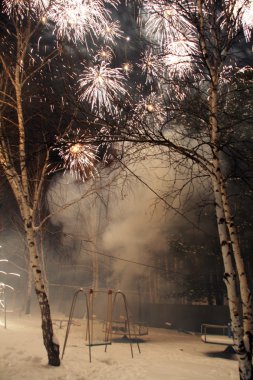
[112,291,141,358]
[61,287,84,360]
[104,289,113,352]
[85,289,94,362]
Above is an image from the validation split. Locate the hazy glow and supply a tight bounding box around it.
[78,62,128,114]
[122,62,133,74]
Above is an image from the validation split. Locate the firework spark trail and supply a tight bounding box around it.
[78,61,128,115]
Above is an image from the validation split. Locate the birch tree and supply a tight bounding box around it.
[0,8,62,366]
[103,1,252,378]
[76,1,253,378]
[0,0,128,366]
[1,1,253,378]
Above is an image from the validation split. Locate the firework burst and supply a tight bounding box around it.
[54,130,99,181]
[3,0,49,17]
[95,47,114,63]
[101,21,123,44]
[138,49,164,84]
[78,61,128,115]
[122,62,133,74]
[47,0,108,42]
[238,0,253,41]
[141,0,194,48]
[163,37,199,79]
[132,92,167,131]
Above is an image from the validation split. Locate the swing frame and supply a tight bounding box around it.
[61,288,141,362]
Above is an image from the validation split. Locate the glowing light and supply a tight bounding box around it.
[0,283,14,290]
[145,103,155,113]
[54,130,99,181]
[122,62,133,73]
[78,62,128,115]
[8,273,21,277]
[47,0,107,42]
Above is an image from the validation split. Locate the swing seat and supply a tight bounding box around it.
[86,341,112,347]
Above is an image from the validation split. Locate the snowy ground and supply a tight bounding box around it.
[0,312,239,380]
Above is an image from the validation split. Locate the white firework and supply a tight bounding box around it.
[47,0,114,42]
[138,49,164,84]
[238,0,253,41]
[95,47,114,63]
[141,0,194,47]
[163,36,199,79]
[78,62,128,114]
[122,62,133,74]
[54,130,99,181]
[101,21,123,44]
[132,92,167,130]
[3,0,49,17]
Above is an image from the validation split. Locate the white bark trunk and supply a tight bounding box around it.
[220,181,253,340]
[208,74,253,378]
[25,219,60,366]
[24,265,33,315]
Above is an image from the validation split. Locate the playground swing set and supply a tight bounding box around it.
[61,288,145,362]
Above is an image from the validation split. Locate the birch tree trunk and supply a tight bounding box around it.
[0,18,60,365]
[211,172,252,379]
[24,265,33,315]
[220,181,253,359]
[197,1,253,376]
[208,75,253,379]
[25,214,60,366]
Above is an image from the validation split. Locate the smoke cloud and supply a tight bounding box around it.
[47,147,192,293]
